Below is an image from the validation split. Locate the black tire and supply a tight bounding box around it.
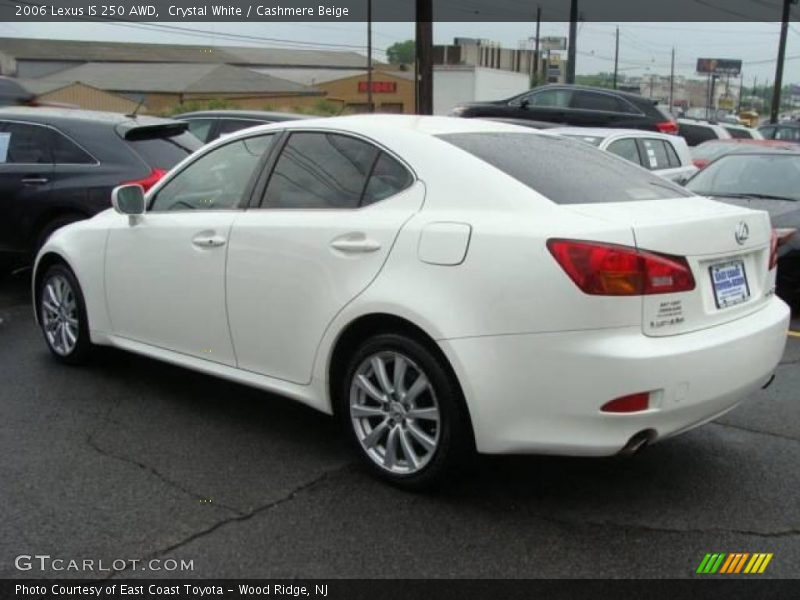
[36,263,92,365]
[337,332,472,490]
[34,214,84,257]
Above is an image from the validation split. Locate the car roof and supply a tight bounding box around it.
[548,127,673,139]
[172,109,313,121]
[0,106,182,129]
[709,148,800,157]
[531,83,653,103]
[699,138,793,146]
[221,114,551,138]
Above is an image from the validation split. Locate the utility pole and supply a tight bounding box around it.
[532,5,541,87]
[367,0,373,112]
[612,26,619,89]
[668,47,675,112]
[415,0,433,115]
[770,0,795,123]
[566,0,577,84]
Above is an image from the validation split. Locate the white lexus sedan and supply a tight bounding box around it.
[34,116,790,488]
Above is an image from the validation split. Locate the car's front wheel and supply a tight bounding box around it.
[37,263,92,365]
[340,333,471,489]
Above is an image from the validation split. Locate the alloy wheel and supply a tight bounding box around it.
[40,274,79,356]
[349,351,441,475]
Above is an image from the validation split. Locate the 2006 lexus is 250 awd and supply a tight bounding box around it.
[33,116,790,488]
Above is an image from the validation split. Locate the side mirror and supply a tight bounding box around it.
[519,98,530,110]
[111,184,145,224]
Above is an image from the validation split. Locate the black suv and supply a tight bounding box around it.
[450,84,678,134]
[0,107,201,272]
[173,110,312,144]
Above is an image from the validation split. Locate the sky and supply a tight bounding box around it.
[1,21,799,85]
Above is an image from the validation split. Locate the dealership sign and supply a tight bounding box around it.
[539,36,567,51]
[358,81,397,94]
[696,58,742,76]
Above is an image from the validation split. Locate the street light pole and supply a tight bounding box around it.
[770,0,795,123]
[415,0,433,115]
[566,0,577,84]
[612,26,619,89]
[532,5,541,87]
[367,0,373,113]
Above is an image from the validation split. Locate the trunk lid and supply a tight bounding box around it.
[567,197,773,337]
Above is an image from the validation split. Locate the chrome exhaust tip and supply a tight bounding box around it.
[761,373,776,390]
[618,430,656,457]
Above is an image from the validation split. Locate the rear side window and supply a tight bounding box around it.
[664,141,682,167]
[724,126,752,140]
[185,118,216,143]
[438,132,691,204]
[363,153,414,205]
[759,126,775,139]
[570,91,629,113]
[126,131,202,170]
[0,122,51,163]
[51,130,95,164]
[217,119,267,137]
[639,138,672,170]
[606,138,642,166]
[775,127,800,141]
[678,123,718,146]
[263,133,378,209]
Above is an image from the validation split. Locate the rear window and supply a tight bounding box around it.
[678,123,719,146]
[437,132,691,204]
[126,131,201,169]
[724,126,753,140]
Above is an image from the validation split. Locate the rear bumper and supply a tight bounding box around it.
[439,297,790,455]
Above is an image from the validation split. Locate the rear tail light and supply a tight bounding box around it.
[601,392,650,413]
[692,159,709,169]
[124,168,167,192]
[769,229,778,270]
[547,239,696,296]
[655,120,679,135]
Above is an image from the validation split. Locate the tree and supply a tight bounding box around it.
[386,40,415,65]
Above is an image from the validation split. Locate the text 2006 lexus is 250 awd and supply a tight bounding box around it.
[33,116,790,488]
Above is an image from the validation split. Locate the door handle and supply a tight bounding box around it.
[330,235,381,254]
[192,234,226,248]
[21,177,49,185]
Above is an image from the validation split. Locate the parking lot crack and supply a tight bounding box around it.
[711,421,800,444]
[86,434,246,517]
[107,461,354,579]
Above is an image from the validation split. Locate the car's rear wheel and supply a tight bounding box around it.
[340,333,471,489]
[37,263,92,365]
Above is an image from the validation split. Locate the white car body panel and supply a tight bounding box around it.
[34,115,791,455]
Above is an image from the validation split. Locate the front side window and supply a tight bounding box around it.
[150,135,274,212]
[262,133,378,209]
[606,138,642,166]
[516,88,572,108]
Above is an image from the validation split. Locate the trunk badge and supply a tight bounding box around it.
[735,222,750,245]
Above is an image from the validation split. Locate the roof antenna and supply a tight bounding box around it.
[126,95,145,118]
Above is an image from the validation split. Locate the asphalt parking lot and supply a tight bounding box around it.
[1,271,799,579]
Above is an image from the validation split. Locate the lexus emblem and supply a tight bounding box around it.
[735,222,749,245]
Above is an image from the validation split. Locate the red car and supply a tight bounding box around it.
[691,139,797,169]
